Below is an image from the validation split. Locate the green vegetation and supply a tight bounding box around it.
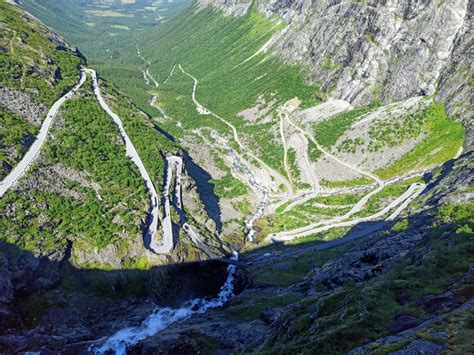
[20,1,322,196]
[144,8,319,115]
[287,147,301,180]
[263,204,474,353]
[0,109,38,179]
[234,199,253,215]
[0,82,152,262]
[376,103,464,178]
[310,192,363,206]
[314,103,379,149]
[101,80,178,181]
[260,202,351,234]
[249,243,353,287]
[265,192,362,236]
[352,176,425,218]
[290,226,351,245]
[211,174,249,199]
[391,219,409,232]
[322,56,342,71]
[367,108,428,152]
[226,293,300,321]
[308,140,322,161]
[438,203,474,230]
[338,137,364,154]
[0,1,82,176]
[20,0,189,117]
[0,1,81,106]
[0,2,180,267]
[320,176,373,188]
[207,153,250,199]
[131,5,320,175]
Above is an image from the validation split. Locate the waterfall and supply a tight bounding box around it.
[92,255,238,354]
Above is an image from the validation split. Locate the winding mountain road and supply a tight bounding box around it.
[150,155,175,254]
[0,67,176,254]
[267,182,426,242]
[178,64,292,200]
[279,112,295,191]
[158,155,216,256]
[174,66,426,244]
[84,69,161,247]
[0,71,87,197]
[264,111,428,241]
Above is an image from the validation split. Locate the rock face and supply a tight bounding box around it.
[0,241,60,332]
[390,340,448,355]
[0,87,47,126]
[198,0,472,118]
[310,225,424,290]
[438,1,474,141]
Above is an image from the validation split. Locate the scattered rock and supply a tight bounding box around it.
[1,160,12,175]
[0,87,47,125]
[310,226,424,290]
[418,291,456,314]
[389,340,447,355]
[388,314,422,334]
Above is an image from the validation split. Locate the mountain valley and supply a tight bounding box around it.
[0,0,472,353]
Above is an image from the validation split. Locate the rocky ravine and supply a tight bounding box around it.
[198,0,473,122]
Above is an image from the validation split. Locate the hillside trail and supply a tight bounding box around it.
[84,69,162,250]
[0,71,87,197]
[136,45,161,111]
[90,68,211,255]
[272,110,319,214]
[164,155,217,257]
[279,112,295,192]
[177,64,292,199]
[177,64,294,241]
[175,65,426,243]
[268,182,425,241]
[266,111,425,241]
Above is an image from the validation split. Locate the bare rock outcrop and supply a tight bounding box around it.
[0,87,47,125]
[198,0,472,119]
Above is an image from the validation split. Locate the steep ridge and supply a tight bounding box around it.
[198,0,472,118]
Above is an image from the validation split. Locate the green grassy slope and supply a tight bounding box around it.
[143,7,319,114]
[20,0,190,113]
[0,1,82,177]
[0,3,178,268]
[376,103,465,178]
[134,5,320,174]
[0,82,146,257]
[0,2,81,105]
[0,109,38,179]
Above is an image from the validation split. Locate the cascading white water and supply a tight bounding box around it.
[209,130,271,242]
[92,254,238,355]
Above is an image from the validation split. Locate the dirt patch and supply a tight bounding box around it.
[296,99,352,126]
[333,97,429,172]
[237,95,276,123]
[312,155,363,182]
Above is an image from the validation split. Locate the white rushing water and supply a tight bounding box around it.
[93,254,238,354]
[209,130,270,242]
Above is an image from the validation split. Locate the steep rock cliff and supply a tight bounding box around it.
[198,0,472,126]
